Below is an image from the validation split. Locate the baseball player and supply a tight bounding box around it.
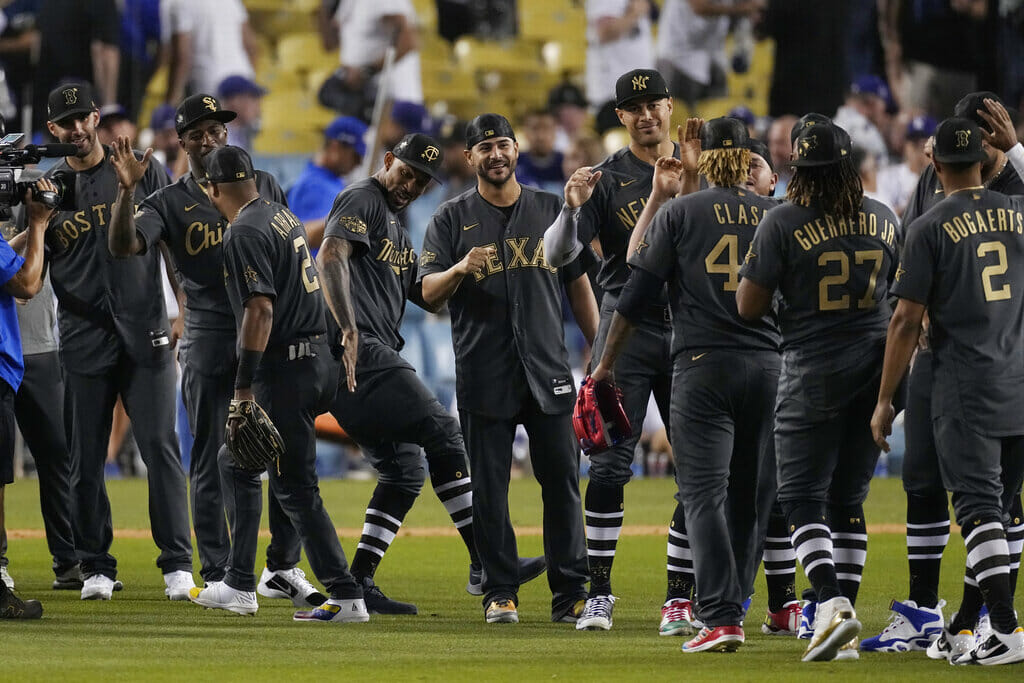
[37,82,193,601]
[190,145,366,622]
[591,117,781,652]
[544,68,693,634]
[871,117,1024,666]
[862,91,1024,653]
[418,113,594,625]
[318,132,545,615]
[106,93,324,607]
[737,120,900,661]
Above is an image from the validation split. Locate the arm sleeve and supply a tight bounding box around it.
[416,208,457,279]
[543,204,585,267]
[323,189,374,257]
[224,232,277,304]
[890,218,934,305]
[616,266,665,324]
[626,199,678,281]
[738,213,785,291]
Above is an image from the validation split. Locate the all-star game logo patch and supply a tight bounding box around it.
[339,215,368,235]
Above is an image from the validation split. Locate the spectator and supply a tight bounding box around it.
[146,104,184,177]
[380,100,432,150]
[517,110,566,193]
[318,0,423,120]
[728,105,758,139]
[655,0,763,109]
[876,114,936,216]
[217,75,266,153]
[852,145,887,208]
[833,75,892,164]
[548,81,590,149]
[561,135,606,182]
[117,0,162,122]
[162,0,258,105]
[97,105,138,147]
[287,115,368,249]
[586,0,655,132]
[0,3,39,129]
[33,0,119,134]
[766,113,797,195]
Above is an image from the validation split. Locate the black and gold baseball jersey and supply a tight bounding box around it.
[418,186,588,419]
[628,186,781,355]
[323,178,417,360]
[222,199,325,347]
[903,161,1024,229]
[740,197,900,350]
[893,189,1024,435]
[134,171,286,335]
[577,144,680,299]
[43,147,170,373]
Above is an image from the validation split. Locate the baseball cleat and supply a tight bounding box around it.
[762,600,803,636]
[52,564,84,590]
[681,625,744,653]
[293,598,369,623]
[359,576,417,615]
[952,627,1024,666]
[798,600,816,639]
[485,598,519,624]
[576,594,615,631]
[466,556,546,596]
[659,597,697,636]
[188,582,257,616]
[926,626,975,661]
[801,596,861,662]
[81,574,116,601]
[163,570,196,601]
[0,587,42,619]
[861,599,944,652]
[834,638,860,660]
[257,566,327,608]
[553,597,586,623]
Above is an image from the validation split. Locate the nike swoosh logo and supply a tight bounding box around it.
[620,179,637,187]
[184,203,200,212]
[691,353,708,361]
[462,223,479,231]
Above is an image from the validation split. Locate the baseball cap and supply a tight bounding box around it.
[850,74,890,101]
[438,117,468,147]
[953,91,1004,132]
[906,115,937,140]
[204,145,255,183]
[391,133,444,180]
[149,104,177,132]
[932,117,988,164]
[701,117,749,150]
[548,81,586,111]
[615,69,670,108]
[175,93,237,135]
[727,106,756,127]
[390,101,432,135]
[748,139,774,171]
[98,104,129,127]
[217,75,268,99]
[791,121,850,167]
[465,113,516,149]
[47,82,98,123]
[324,116,368,158]
[790,112,832,145]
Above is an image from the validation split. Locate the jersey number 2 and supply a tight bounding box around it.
[705,234,741,292]
[293,236,320,293]
[978,241,1011,302]
[817,250,883,311]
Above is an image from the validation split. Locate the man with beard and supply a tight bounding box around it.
[419,113,597,625]
[107,93,322,609]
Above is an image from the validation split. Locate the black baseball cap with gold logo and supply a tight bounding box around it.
[701,117,749,150]
[615,69,670,108]
[175,93,237,135]
[204,145,255,183]
[791,121,851,167]
[933,117,988,164]
[392,133,444,180]
[465,113,516,150]
[47,82,98,124]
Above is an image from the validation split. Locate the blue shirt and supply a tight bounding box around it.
[287,161,346,223]
[0,237,25,392]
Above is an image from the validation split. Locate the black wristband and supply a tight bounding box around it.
[235,348,263,390]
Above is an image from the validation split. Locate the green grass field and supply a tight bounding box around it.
[2,476,1020,681]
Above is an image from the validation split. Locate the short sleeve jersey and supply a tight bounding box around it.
[44,148,171,371]
[0,235,25,392]
[222,199,326,347]
[629,186,781,356]
[134,170,286,334]
[576,144,680,300]
[903,161,1024,229]
[418,185,586,418]
[324,178,416,357]
[893,189,1024,435]
[740,197,900,351]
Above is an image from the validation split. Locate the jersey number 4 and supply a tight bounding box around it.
[293,236,320,294]
[978,241,1011,302]
[817,250,884,311]
[705,234,742,291]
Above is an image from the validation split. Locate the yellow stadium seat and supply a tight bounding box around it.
[276,32,336,74]
[520,4,585,44]
[254,127,322,156]
[262,89,335,130]
[453,38,540,74]
[411,0,437,30]
[422,67,478,102]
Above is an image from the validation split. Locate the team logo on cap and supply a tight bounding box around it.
[63,88,78,105]
[236,171,246,179]
[484,129,494,137]
[339,215,367,235]
[422,145,440,162]
[722,139,733,147]
[955,129,971,149]
[203,97,218,112]
[632,75,650,91]
[799,135,818,156]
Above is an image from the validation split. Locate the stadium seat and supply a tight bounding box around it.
[520,3,585,44]
[276,32,336,74]
[253,127,322,156]
[453,38,541,74]
[262,89,335,129]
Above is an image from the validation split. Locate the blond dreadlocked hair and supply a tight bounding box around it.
[786,157,863,217]
[697,148,751,188]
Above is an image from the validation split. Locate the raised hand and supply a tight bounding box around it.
[978,98,1018,153]
[110,135,153,191]
[564,166,603,208]
[678,117,704,174]
[651,156,685,200]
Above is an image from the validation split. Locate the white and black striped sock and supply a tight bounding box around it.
[791,520,840,602]
[964,518,1015,632]
[586,509,623,595]
[830,505,867,605]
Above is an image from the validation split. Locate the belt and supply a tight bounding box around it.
[263,334,326,361]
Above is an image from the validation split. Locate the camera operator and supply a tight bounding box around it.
[0,178,58,619]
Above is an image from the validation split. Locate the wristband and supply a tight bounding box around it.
[235,348,263,390]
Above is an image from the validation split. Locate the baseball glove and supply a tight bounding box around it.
[572,375,632,456]
[225,399,285,472]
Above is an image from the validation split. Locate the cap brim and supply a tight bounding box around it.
[50,106,97,123]
[399,156,441,181]
[615,93,670,108]
[934,150,988,164]
[790,157,842,167]
[178,110,237,134]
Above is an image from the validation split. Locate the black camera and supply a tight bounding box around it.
[0,114,77,220]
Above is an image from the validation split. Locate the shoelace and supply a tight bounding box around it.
[878,608,910,636]
[663,601,691,622]
[581,596,614,619]
[284,567,316,593]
